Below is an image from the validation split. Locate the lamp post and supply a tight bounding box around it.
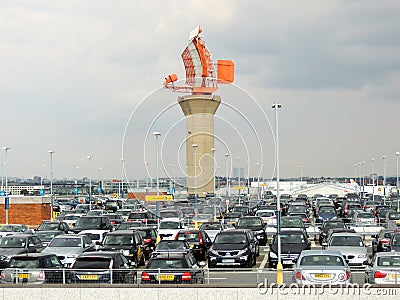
[354,163,357,186]
[237,157,241,203]
[382,156,386,200]
[120,158,124,198]
[358,162,362,195]
[192,144,198,214]
[300,165,303,184]
[86,155,93,211]
[225,153,230,204]
[396,152,399,212]
[246,160,250,199]
[256,162,261,199]
[153,132,161,219]
[361,161,365,194]
[371,158,375,202]
[211,148,216,221]
[3,147,11,224]
[272,102,282,284]
[48,150,54,220]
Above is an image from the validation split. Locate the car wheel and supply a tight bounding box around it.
[247,255,253,268]
[139,253,145,266]
[256,246,260,257]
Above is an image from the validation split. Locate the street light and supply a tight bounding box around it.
[396,152,399,211]
[98,167,103,195]
[358,162,362,195]
[3,147,11,224]
[371,158,375,202]
[153,131,161,219]
[272,102,282,284]
[192,144,198,213]
[361,161,365,194]
[237,157,241,203]
[300,165,303,184]
[382,156,386,199]
[86,155,93,210]
[211,148,216,221]
[48,150,54,220]
[120,158,124,198]
[225,153,230,203]
[256,162,261,199]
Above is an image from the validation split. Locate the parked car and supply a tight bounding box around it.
[0,224,33,237]
[387,233,400,252]
[318,220,346,245]
[0,253,64,284]
[158,218,185,241]
[0,234,44,268]
[292,250,351,284]
[41,234,95,266]
[198,222,225,242]
[351,211,377,226]
[135,227,158,260]
[255,209,277,226]
[35,231,64,248]
[116,221,145,230]
[323,232,369,267]
[372,229,395,254]
[154,240,192,254]
[208,229,257,268]
[127,211,158,226]
[62,214,84,228]
[36,221,70,234]
[316,206,337,223]
[366,252,400,284]
[235,216,267,246]
[71,216,113,234]
[268,230,311,268]
[175,229,212,261]
[69,251,136,284]
[98,230,145,267]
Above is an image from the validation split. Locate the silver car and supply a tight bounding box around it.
[293,250,351,284]
[324,233,369,267]
[41,234,95,266]
[351,211,377,226]
[366,252,400,284]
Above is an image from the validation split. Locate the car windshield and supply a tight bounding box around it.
[323,222,344,229]
[9,258,39,268]
[389,213,400,220]
[64,215,80,221]
[225,213,241,219]
[357,213,374,218]
[200,223,222,230]
[156,241,188,251]
[256,212,274,217]
[36,232,59,241]
[176,232,199,242]
[281,218,303,227]
[103,234,133,246]
[300,255,344,266]
[279,234,305,244]
[72,257,112,269]
[48,237,82,247]
[0,225,22,232]
[75,218,102,228]
[160,212,179,218]
[118,222,144,230]
[392,237,400,246]
[0,237,27,248]
[330,236,363,247]
[319,207,336,214]
[159,221,180,229]
[147,259,185,269]
[377,256,400,267]
[214,233,247,244]
[37,223,59,231]
[138,229,156,239]
[237,218,262,227]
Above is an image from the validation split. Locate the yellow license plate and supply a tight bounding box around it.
[263,219,269,223]
[396,220,400,224]
[17,273,30,279]
[80,275,99,280]
[156,274,175,281]
[314,273,332,279]
[390,274,400,279]
[189,244,194,248]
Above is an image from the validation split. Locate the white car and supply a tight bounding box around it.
[157,218,185,240]
[199,222,225,242]
[79,229,108,249]
[255,209,277,226]
[366,252,400,284]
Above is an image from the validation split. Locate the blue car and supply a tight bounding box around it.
[317,206,337,223]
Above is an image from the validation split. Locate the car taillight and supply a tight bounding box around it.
[374,271,387,278]
[199,234,204,245]
[143,219,148,224]
[346,271,351,280]
[127,220,132,222]
[181,272,192,281]
[0,271,4,280]
[141,272,150,281]
[144,238,153,244]
[381,238,390,244]
[295,271,305,280]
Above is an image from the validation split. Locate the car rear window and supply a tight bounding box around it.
[72,257,112,269]
[300,255,344,266]
[147,258,185,269]
[9,258,39,268]
[176,232,199,242]
[377,256,400,266]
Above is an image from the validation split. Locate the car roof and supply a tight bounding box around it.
[11,253,57,259]
[78,251,119,258]
[160,218,182,222]
[105,230,137,235]
[373,252,400,257]
[331,232,362,237]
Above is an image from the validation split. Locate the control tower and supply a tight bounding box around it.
[164,26,234,197]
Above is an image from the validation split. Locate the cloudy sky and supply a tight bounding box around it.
[1,0,399,182]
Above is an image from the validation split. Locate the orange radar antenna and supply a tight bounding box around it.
[164,26,234,95]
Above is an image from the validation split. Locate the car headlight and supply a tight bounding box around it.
[122,250,130,256]
[67,254,79,258]
[209,248,219,255]
[237,248,249,255]
[269,251,277,258]
[358,254,367,258]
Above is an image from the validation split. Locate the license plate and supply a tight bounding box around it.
[80,275,99,280]
[314,273,332,279]
[396,220,400,224]
[390,274,400,279]
[283,260,292,264]
[156,274,175,281]
[222,259,235,263]
[263,219,269,223]
[189,244,194,248]
[17,273,30,279]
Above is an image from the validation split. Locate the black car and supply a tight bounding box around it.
[231,206,253,216]
[36,221,70,234]
[387,233,400,252]
[35,230,64,248]
[0,234,44,268]
[318,220,346,245]
[0,253,64,284]
[175,230,212,261]
[69,251,136,284]
[372,229,395,254]
[141,251,205,284]
[135,227,158,260]
[98,230,145,267]
[154,240,192,254]
[235,216,267,246]
[127,211,158,225]
[208,229,257,268]
[71,216,113,234]
[268,230,311,268]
